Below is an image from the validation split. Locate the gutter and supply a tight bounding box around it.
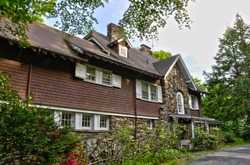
[133,79,138,139]
[25,63,32,100]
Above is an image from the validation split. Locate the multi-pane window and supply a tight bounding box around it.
[191,95,199,109]
[150,85,158,101]
[55,111,110,131]
[176,92,184,114]
[100,115,108,128]
[139,81,161,102]
[142,81,149,100]
[86,66,96,81]
[102,70,112,85]
[61,111,75,128]
[75,63,122,88]
[82,114,93,128]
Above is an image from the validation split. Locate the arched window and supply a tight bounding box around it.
[176,92,185,114]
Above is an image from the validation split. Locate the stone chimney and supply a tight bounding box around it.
[140,44,152,55]
[107,23,124,42]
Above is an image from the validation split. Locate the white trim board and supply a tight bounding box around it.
[164,55,180,79]
[88,37,110,55]
[164,55,197,90]
[31,104,159,120]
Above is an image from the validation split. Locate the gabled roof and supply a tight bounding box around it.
[0,18,99,61]
[154,55,197,90]
[153,55,180,75]
[0,18,199,88]
[0,18,161,77]
[85,31,160,76]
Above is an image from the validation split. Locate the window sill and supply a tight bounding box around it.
[190,108,199,111]
[83,79,114,88]
[137,98,162,104]
[74,129,110,133]
[177,112,185,115]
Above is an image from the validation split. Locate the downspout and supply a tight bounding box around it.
[133,79,138,139]
[26,64,32,103]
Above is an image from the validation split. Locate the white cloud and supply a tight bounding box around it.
[146,0,250,81]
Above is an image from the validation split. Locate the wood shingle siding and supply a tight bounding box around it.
[136,99,160,117]
[0,59,29,99]
[30,64,135,115]
[0,58,160,117]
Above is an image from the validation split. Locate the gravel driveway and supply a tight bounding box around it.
[190,145,250,165]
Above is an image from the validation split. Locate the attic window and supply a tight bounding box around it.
[119,45,128,58]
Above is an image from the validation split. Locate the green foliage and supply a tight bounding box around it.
[120,0,192,40]
[192,127,224,151]
[50,0,106,35]
[223,129,238,143]
[0,0,56,43]
[203,14,250,140]
[86,120,188,165]
[1,0,192,41]
[152,50,172,60]
[192,77,207,92]
[0,73,81,164]
[122,149,188,165]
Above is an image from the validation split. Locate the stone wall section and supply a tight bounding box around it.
[161,65,191,117]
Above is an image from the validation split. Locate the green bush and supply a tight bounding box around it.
[223,130,238,143]
[240,124,250,141]
[86,121,188,165]
[0,73,83,164]
[192,127,223,151]
[122,149,187,165]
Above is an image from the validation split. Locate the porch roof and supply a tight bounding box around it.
[168,114,219,123]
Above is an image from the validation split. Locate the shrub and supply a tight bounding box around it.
[0,73,84,164]
[192,127,223,151]
[223,130,238,143]
[86,120,186,165]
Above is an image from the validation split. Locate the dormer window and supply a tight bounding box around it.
[119,45,128,58]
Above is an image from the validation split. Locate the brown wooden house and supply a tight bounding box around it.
[0,18,216,141]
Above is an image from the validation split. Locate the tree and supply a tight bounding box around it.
[192,77,206,92]
[0,73,82,164]
[0,0,56,42]
[203,15,250,139]
[0,0,192,40]
[152,50,172,60]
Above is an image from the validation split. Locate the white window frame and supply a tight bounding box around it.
[118,45,128,58]
[176,92,185,114]
[94,115,110,131]
[102,70,112,86]
[80,113,94,130]
[86,65,96,82]
[54,111,110,131]
[150,84,158,102]
[75,63,122,88]
[141,81,149,100]
[59,111,75,128]
[190,95,199,110]
[137,80,162,103]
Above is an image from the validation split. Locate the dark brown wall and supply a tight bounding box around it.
[0,59,29,99]
[136,99,160,117]
[0,58,160,117]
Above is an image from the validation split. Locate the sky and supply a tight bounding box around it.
[46,0,250,80]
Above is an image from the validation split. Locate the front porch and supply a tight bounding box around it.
[168,114,219,148]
